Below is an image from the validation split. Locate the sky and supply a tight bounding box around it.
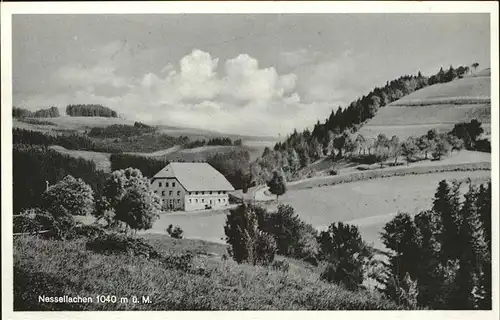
[12,14,490,136]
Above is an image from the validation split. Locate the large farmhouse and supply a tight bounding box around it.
[151,162,235,212]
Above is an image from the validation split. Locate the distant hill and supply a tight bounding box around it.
[359,69,491,140]
[13,115,278,174]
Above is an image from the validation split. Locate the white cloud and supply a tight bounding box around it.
[19,48,343,136]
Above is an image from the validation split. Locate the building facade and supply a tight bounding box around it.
[151,162,235,212]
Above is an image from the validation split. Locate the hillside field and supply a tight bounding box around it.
[359,72,491,139]
[14,234,398,311]
[391,73,490,105]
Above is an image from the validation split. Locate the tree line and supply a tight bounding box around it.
[88,123,156,138]
[66,104,118,117]
[184,137,243,148]
[250,118,489,185]
[13,128,121,153]
[13,107,60,118]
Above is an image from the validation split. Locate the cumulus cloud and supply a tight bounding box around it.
[17,47,343,136]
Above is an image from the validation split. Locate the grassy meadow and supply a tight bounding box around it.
[14,234,400,311]
[359,71,491,139]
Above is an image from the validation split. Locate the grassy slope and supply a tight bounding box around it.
[359,72,491,139]
[13,234,399,311]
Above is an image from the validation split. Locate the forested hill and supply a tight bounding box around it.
[275,65,472,152]
[66,104,117,117]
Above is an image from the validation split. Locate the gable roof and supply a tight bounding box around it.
[152,162,235,192]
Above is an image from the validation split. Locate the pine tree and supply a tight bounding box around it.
[449,183,488,309]
[433,180,461,261]
[476,182,491,249]
[476,182,492,309]
[381,213,421,285]
[413,210,445,307]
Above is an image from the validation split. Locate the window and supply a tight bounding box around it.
[159,182,162,187]
[218,199,221,203]
[177,199,180,203]
[196,199,198,203]
[189,192,192,195]
[202,191,205,195]
[202,199,205,203]
[162,191,165,196]
[173,182,176,187]
[177,191,180,196]
[189,199,192,203]
[195,191,198,195]
[166,182,169,187]
[154,191,157,194]
[209,191,212,195]
[218,191,221,194]
[169,191,172,196]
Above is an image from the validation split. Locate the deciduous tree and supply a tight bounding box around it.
[41,175,94,216]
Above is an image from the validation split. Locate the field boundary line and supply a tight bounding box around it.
[288,162,491,191]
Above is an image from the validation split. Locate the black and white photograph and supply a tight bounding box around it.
[1,1,498,318]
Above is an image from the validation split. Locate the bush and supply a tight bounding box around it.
[356,165,371,171]
[14,206,78,240]
[270,259,290,273]
[351,154,378,164]
[475,139,491,153]
[13,209,46,234]
[166,224,184,239]
[86,233,161,259]
[254,204,319,262]
[85,233,195,272]
[74,224,107,240]
[329,169,338,176]
[224,204,277,265]
[252,230,277,266]
[41,175,94,216]
[317,222,372,290]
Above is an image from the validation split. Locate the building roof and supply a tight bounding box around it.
[152,162,235,192]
